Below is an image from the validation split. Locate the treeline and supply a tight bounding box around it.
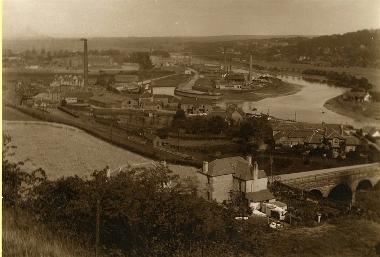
[3,137,268,256]
[189,30,380,68]
[302,69,373,90]
[3,48,158,70]
[169,109,273,154]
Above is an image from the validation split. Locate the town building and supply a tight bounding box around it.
[196,156,275,210]
[63,92,94,104]
[179,97,213,115]
[342,91,371,102]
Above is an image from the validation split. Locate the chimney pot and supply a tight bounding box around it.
[246,156,252,165]
[203,161,209,173]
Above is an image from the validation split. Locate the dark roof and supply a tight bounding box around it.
[304,135,323,144]
[246,189,275,202]
[203,157,267,180]
[146,134,161,141]
[64,92,94,99]
[90,93,127,103]
[272,123,299,131]
[234,166,267,181]
[140,91,152,98]
[289,130,315,138]
[180,97,213,107]
[122,94,141,100]
[344,136,360,145]
[205,156,248,177]
[273,131,291,141]
[325,131,345,140]
[169,96,181,103]
[210,111,230,119]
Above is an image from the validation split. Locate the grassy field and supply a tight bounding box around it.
[4,207,380,257]
[3,121,152,180]
[324,96,380,122]
[261,218,380,257]
[2,208,95,257]
[2,120,199,180]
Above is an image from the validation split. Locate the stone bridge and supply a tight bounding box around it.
[277,163,380,204]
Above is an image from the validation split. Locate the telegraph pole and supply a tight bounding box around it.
[95,198,100,257]
[270,156,274,184]
[80,38,88,91]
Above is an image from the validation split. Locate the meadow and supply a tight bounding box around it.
[3,121,151,180]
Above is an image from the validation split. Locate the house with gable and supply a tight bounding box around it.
[344,136,360,152]
[146,134,163,147]
[179,97,212,115]
[196,156,275,208]
[274,131,292,148]
[226,105,245,123]
[342,91,371,102]
[33,87,62,105]
[363,126,380,138]
[288,130,315,146]
[304,134,323,149]
[322,130,347,157]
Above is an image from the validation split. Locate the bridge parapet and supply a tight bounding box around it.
[280,163,380,192]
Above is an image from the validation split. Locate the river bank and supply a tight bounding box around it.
[324,96,380,125]
[219,81,303,102]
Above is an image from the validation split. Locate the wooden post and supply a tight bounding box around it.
[95,198,100,257]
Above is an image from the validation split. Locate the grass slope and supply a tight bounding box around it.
[2,208,94,257]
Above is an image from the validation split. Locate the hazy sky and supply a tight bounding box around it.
[3,0,380,38]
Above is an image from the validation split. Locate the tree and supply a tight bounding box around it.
[172,109,186,127]
[207,116,226,134]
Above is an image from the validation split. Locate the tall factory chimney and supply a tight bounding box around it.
[80,38,88,91]
[249,55,252,83]
[223,46,227,74]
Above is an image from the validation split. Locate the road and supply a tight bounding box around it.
[177,68,199,90]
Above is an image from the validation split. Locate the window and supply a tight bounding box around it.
[207,191,211,200]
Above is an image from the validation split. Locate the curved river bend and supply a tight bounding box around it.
[217,75,380,128]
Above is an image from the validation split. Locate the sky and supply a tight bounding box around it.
[2,0,380,38]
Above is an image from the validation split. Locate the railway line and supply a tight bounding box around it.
[7,104,198,167]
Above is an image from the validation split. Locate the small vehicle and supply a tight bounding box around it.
[235,216,249,220]
[269,221,283,229]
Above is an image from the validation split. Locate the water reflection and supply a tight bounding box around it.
[217,75,379,128]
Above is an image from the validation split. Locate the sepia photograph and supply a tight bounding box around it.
[2,0,380,256]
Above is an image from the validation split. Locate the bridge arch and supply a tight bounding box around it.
[309,189,323,197]
[356,180,373,191]
[328,184,352,203]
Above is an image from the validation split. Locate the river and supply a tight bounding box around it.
[153,59,379,128]
[216,71,380,128]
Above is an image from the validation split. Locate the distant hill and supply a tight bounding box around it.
[2,35,314,52]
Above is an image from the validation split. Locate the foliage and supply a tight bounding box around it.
[302,69,373,90]
[156,128,169,139]
[3,150,258,256]
[2,208,94,257]
[151,50,170,58]
[2,134,47,208]
[171,109,186,127]
[124,52,153,70]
